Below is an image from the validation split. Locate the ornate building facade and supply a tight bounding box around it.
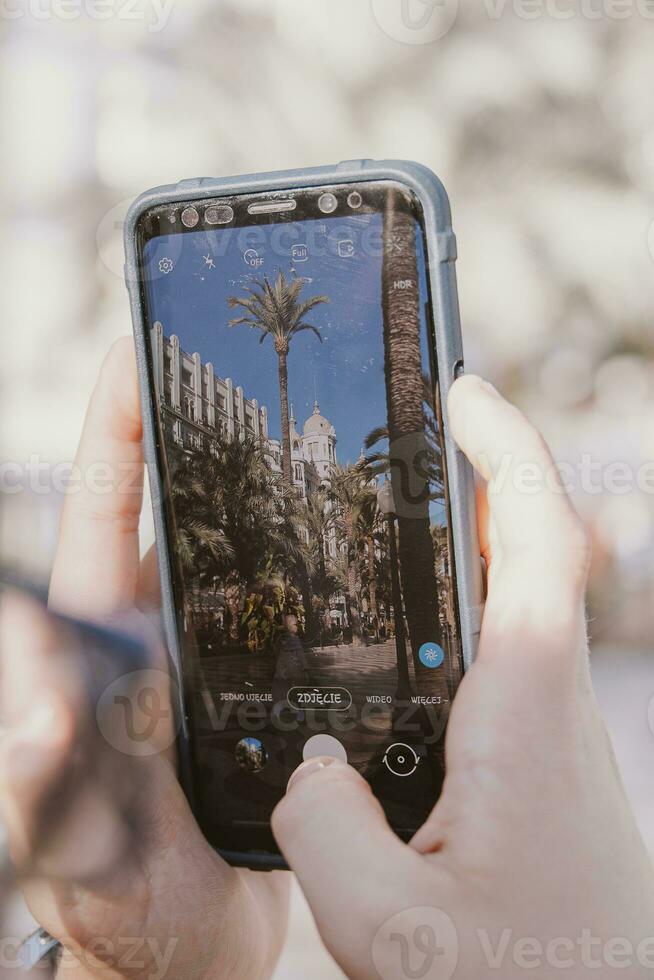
[150,323,363,629]
[151,322,340,524]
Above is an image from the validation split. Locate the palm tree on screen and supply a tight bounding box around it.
[227,272,329,485]
[169,449,234,583]
[380,189,444,693]
[329,464,378,646]
[171,435,301,589]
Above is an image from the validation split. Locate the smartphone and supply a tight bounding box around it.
[125,160,483,868]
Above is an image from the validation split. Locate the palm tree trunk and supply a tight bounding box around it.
[381,190,444,695]
[367,534,379,639]
[343,517,363,645]
[346,550,362,645]
[297,559,316,643]
[225,582,241,643]
[277,350,292,485]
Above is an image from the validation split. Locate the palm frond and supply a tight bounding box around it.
[291,323,323,342]
[228,272,329,345]
[364,426,388,450]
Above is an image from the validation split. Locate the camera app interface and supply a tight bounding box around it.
[138,182,463,854]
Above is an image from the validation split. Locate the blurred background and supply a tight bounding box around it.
[0,2,652,976]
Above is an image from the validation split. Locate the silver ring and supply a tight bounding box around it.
[19,928,62,970]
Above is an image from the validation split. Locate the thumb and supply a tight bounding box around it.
[272,757,416,960]
[447,374,589,614]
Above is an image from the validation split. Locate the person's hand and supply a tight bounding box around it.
[0,338,289,979]
[272,375,654,979]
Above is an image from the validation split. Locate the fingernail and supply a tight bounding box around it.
[286,755,344,794]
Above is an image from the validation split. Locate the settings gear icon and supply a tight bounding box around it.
[158,256,174,274]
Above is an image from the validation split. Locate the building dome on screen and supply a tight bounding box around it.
[300,400,336,482]
[303,400,336,437]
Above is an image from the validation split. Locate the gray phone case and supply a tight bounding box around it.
[123,159,484,869]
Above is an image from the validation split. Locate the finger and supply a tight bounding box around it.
[49,337,144,618]
[272,758,421,965]
[448,375,590,624]
[0,594,126,877]
[0,591,83,730]
[0,693,73,868]
[409,378,594,855]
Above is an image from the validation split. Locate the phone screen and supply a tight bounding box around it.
[136,180,463,856]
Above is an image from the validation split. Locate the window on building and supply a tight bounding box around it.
[217,393,226,411]
[182,396,196,423]
[164,353,172,374]
[294,464,303,482]
[182,368,193,388]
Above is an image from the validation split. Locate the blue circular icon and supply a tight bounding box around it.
[418,642,445,669]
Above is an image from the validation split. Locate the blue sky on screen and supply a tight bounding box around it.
[143,212,430,467]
